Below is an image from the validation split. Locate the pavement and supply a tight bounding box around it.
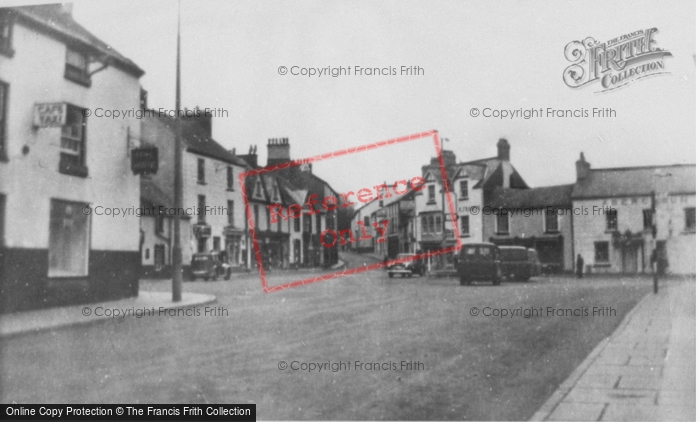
[0,291,216,338]
[531,277,696,422]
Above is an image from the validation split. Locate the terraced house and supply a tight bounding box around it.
[0,4,144,312]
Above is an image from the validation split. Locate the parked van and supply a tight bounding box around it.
[454,243,501,286]
[498,246,532,281]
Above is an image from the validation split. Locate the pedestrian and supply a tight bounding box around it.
[576,254,584,279]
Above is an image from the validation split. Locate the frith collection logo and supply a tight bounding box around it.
[563,28,672,93]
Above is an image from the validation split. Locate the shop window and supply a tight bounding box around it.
[685,208,696,231]
[59,104,88,177]
[64,47,91,87]
[48,199,90,277]
[594,241,609,263]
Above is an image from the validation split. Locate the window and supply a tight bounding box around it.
[605,208,617,231]
[363,216,370,227]
[64,47,91,87]
[227,200,234,225]
[594,241,609,263]
[227,166,234,190]
[213,236,221,251]
[545,210,559,232]
[0,81,6,160]
[59,104,88,177]
[294,216,300,232]
[156,211,164,234]
[461,215,470,235]
[197,158,205,184]
[198,195,206,223]
[316,213,322,234]
[273,185,280,202]
[428,216,435,233]
[428,185,436,203]
[48,199,90,277]
[685,208,696,231]
[254,180,262,198]
[496,211,509,234]
[304,215,311,232]
[435,215,442,233]
[254,205,259,229]
[0,11,15,57]
[421,217,427,234]
[460,180,468,199]
[643,209,653,230]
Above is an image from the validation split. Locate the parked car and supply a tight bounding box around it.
[527,248,543,277]
[454,243,501,286]
[190,252,232,281]
[387,253,426,278]
[498,246,532,281]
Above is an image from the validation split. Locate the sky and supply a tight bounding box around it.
[9,0,695,195]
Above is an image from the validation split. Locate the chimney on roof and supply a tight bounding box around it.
[576,152,591,180]
[267,137,291,166]
[180,106,212,137]
[139,88,148,110]
[497,138,510,161]
[235,145,258,168]
[60,3,73,16]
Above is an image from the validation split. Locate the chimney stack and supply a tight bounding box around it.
[267,137,291,166]
[497,138,510,161]
[576,152,591,180]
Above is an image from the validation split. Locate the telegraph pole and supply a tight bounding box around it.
[651,190,658,294]
[172,0,183,302]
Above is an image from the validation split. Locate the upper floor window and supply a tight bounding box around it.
[273,185,280,202]
[197,158,205,184]
[227,166,234,190]
[460,180,468,199]
[605,208,617,231]
[198,195,206,223]
[496,211,509,234]
[227,200,234,226]
[461,215,470,235]
[0,11,14,57]
[643,209,653,230]
[0,81,6,160]
[545,210,559,232]
[428,185,436,203]
[685,207,696,232]
[65,47,91,87]
[59,104,88,177]
[294,216,300,232]
[254,180,263,198]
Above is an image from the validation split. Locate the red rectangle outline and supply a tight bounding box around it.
[238,130,462,293]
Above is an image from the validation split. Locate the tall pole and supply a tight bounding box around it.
[652,189,658,294]
[172,0,183,302]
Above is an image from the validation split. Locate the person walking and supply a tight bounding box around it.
[576,254,584,279]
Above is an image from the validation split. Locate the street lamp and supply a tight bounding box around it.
[171,1,183,302]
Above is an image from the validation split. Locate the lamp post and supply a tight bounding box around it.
[440,137,449,269]
[651,170,672,295]
[171,1,183,302]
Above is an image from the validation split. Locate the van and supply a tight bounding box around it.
[454,243,501,286]
[498,246,531,281]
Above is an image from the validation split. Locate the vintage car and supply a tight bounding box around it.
[387,253,426,278]
[190,252,232,281]
[499,246,533,281]
[454,243,501,286]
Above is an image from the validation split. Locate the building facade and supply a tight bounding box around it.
[0,4,144,312]
[572,154,695,275]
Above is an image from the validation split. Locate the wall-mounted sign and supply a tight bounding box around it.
[33,103,67,127]
[194,224,212,238]
[131,147,159,175]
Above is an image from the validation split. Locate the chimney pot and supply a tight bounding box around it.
[497,138,510,161]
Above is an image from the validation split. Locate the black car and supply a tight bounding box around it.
[387,253,426,278]
[454,243,501,286]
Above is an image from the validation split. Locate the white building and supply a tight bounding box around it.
[140,113,249,277]
[0,4,144,312]
[572,154,695,275]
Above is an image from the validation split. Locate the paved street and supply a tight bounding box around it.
[0,253,657,420]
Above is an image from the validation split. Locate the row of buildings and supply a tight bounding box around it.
[352,139,696,276]
[0,4,338,313]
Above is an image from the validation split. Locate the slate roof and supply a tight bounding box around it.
[11,4,144,77]
[486,184,574,208]
[572,164,696,199]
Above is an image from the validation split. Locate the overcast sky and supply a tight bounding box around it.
[12,0,695,194]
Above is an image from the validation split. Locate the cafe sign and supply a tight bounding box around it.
[130,147,159,175]
[33,103,67,127]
